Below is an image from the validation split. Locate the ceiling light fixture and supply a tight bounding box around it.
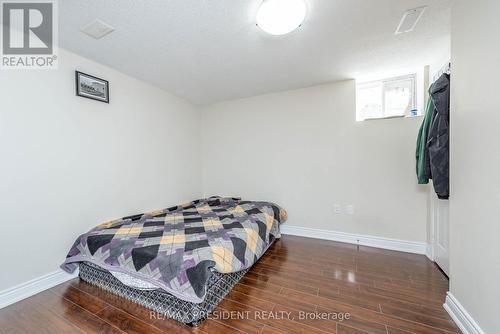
[256,0,307,36]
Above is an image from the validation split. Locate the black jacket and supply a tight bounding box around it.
[426,73,450,199]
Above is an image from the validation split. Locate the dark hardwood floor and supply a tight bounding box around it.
[0,235,460,334]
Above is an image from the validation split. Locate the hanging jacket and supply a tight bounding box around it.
[427,73,450,199]
[415,86,436,184]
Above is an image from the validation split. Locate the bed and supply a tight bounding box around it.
[61,197,286,326]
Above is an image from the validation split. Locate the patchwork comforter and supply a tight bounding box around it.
[61,197,287,303]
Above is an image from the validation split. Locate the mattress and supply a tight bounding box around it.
[79,233,276,326]
[63,197,286,304]
[79,261,248,326]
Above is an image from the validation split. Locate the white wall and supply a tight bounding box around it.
[201,81,427,242]
[449,0,500,332]
[0,49,201,290]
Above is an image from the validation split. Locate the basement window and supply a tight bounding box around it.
[356,74,417,121]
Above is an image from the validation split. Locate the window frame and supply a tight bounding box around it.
[356,73,417,121]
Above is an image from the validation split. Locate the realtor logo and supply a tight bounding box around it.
[1,0,58,69]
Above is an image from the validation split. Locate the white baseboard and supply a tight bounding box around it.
[444,292,485,334]
[0,269,78,309]
[280,224,427,255]
[425,243,434,261]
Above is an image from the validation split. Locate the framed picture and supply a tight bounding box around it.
[75,71,109,103]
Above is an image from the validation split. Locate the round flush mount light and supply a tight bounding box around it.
[256,0,307,36]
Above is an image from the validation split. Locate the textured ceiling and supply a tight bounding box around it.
[60,0,451,105]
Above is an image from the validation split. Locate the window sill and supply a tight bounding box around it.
[359,114,423,122]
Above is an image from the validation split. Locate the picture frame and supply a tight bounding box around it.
[75,71,109,103]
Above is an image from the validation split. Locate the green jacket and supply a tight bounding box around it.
[415,88,435,184]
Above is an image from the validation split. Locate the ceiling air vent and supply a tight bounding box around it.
[395,6,427,35]
[81,19,115,40]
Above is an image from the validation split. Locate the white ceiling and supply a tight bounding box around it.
[60,0,451,105]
